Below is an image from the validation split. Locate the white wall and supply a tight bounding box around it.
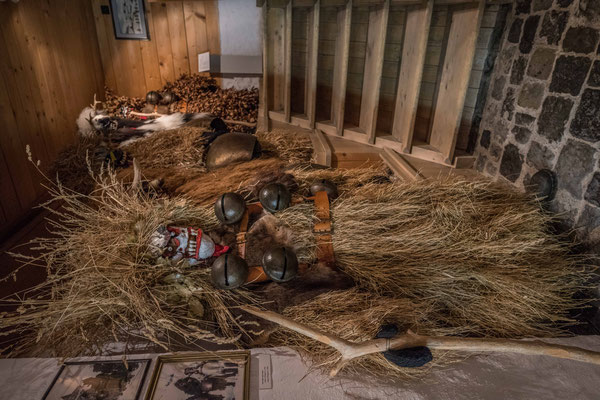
[218,0,262,89]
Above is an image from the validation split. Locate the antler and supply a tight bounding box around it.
[90,93,102,112]
[131,158,142,193]
[241,306,600,377]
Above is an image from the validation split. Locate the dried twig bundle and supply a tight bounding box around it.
[276,178,593,338]
[0,169,256,357]
[288,163,391,195]
[123,126,209,171]
[256,129,313,165]
[174,158,286,206]
[47,135,104,194]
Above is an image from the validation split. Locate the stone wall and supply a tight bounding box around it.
[475,0,600,249]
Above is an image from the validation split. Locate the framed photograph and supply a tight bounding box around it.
[42,359,151,400]
[145,351,250,400]
[109,0,150,40]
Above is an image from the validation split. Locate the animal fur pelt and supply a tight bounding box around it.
[76,106,98,138]
[76,106,217,145]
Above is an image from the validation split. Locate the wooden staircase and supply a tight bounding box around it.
[259,0,499,168]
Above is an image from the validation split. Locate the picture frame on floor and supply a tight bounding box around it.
[42,358,151,400]
[109,0,150,40]
[145,351,250,400]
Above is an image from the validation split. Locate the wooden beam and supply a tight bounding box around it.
[392,0,433,153]
[261,3,270,131]
[284,0,293,121]
[330,0,352,136]
[429,0,484,164]
[305,0,320,127]
[358,0,389,144]
[270,7,286,111]
[380,147,424,181]
[311,129,333,167]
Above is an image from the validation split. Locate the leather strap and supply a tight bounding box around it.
[313,191,336,268]
[237,203,264,259]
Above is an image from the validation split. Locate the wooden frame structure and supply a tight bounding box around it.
[260,0,491,167]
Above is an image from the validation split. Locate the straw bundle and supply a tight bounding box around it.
[48,135,104,194]
[0,169,256,357]
[119,128,316,206]
[256,128,313,165]
[123,126,209,171]
[174,157,286,206]
[275,179,592,339]
[288,163,391,195]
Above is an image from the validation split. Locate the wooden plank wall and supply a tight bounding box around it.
[91,0,221,98]
[291,7,308,115]
[0,0,104,235]
[315,6,338,123]
[302,2,498,153]
[376,4,405,135]
[344,5,368,127]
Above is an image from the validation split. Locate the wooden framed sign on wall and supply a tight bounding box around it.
[110,0,149,40]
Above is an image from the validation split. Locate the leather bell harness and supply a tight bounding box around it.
[236,191,336,284]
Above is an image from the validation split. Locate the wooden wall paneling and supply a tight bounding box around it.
[9,3,63,161]
[0,0,104,234]
[412,5,448,143]
[391,0,433,152]
[284,1,293,121]
[52,0,101,146]
[331,0,352,135]
[82,1,108,100]
[291,7,308,115]
[262,3,271,130]
[358,0,389,144]
[0,63,38,212]
[374,5,404,136]
[269,7,286,111]
[183,1,209,74]
[91,0,117,91]
[344,5,368,128]
[205,0,221,55]
[0,4,52,168]
[429,0,484,164]
[100,1,138,96]
[152,3,177,87]
[314,5,336,123]
[140,0,163,92]
[0,148,21,224]
[305,0,320,127]
[166,2,190,78]
[92,0,220,96]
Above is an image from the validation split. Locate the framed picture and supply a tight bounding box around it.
[145,351,250,400]
[109,0,150,40]
[42,359,151,400]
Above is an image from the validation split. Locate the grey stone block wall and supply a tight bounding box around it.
[475,0,600,250]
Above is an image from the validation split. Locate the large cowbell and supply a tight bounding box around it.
[205,132,261,170]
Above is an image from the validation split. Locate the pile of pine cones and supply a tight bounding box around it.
[103,88,145,116]
[165,74,258,123]
[102,74,259,123]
